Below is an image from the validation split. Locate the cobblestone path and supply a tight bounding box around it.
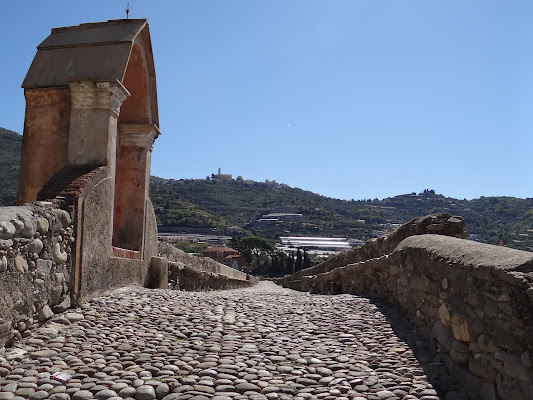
[0,282,466,400]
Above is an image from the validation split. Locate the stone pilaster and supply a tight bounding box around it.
[17,88,71,204]
[68,79,130,171]
[118,123,159,151]
[118,123,159,200]
[113,123,160,251]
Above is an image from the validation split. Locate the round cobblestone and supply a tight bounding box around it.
[0,282,463,400]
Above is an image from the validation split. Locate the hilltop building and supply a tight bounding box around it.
[212,168,232,181]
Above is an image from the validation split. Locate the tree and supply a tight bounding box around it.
[303,249,312,269]
[271,256,279,276]
[286,254,294,274]
[235,236,275,257]
[231,236,276,275]
[251,253,271,276]
[242,248,253,265]
[276,251,288,276]
[271,255,287,277]
[295,249,303,272]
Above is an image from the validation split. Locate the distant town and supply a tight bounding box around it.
[153,169,533,275]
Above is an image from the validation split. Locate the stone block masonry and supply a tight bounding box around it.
[0,201,75,349]
[289,234,533,400]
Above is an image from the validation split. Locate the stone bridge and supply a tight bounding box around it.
[1,18,533,400]
[0,281,465,400]
[1,211,532,400]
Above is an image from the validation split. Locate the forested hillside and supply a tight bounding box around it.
[0,127,531,251]
[377,191,533,249]
[0,127,22,205]
[150,179,533,251]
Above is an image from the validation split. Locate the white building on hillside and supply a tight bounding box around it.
[279,236,352,251]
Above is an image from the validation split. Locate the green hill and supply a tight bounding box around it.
[0,127,531,251]
[0,127,22,206]
[150,179,533,251]
[150,177,383,238]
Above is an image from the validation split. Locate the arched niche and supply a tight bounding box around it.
[113,40,158,252]
[119,44,151,124]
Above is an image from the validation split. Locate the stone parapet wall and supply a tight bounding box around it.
[280,213,466,290]
[158,242,257,289]
[0,202,75,349]
[168,263,254,291]
[294,234,533,400]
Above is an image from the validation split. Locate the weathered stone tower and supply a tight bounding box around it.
[17,19,162,300]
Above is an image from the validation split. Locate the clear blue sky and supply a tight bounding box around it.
[1,1,532,200]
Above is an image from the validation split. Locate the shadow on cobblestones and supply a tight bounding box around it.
[369,299,468,400]
[0,282,472,400]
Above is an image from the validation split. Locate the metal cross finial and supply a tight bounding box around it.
[126,3,131,19]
